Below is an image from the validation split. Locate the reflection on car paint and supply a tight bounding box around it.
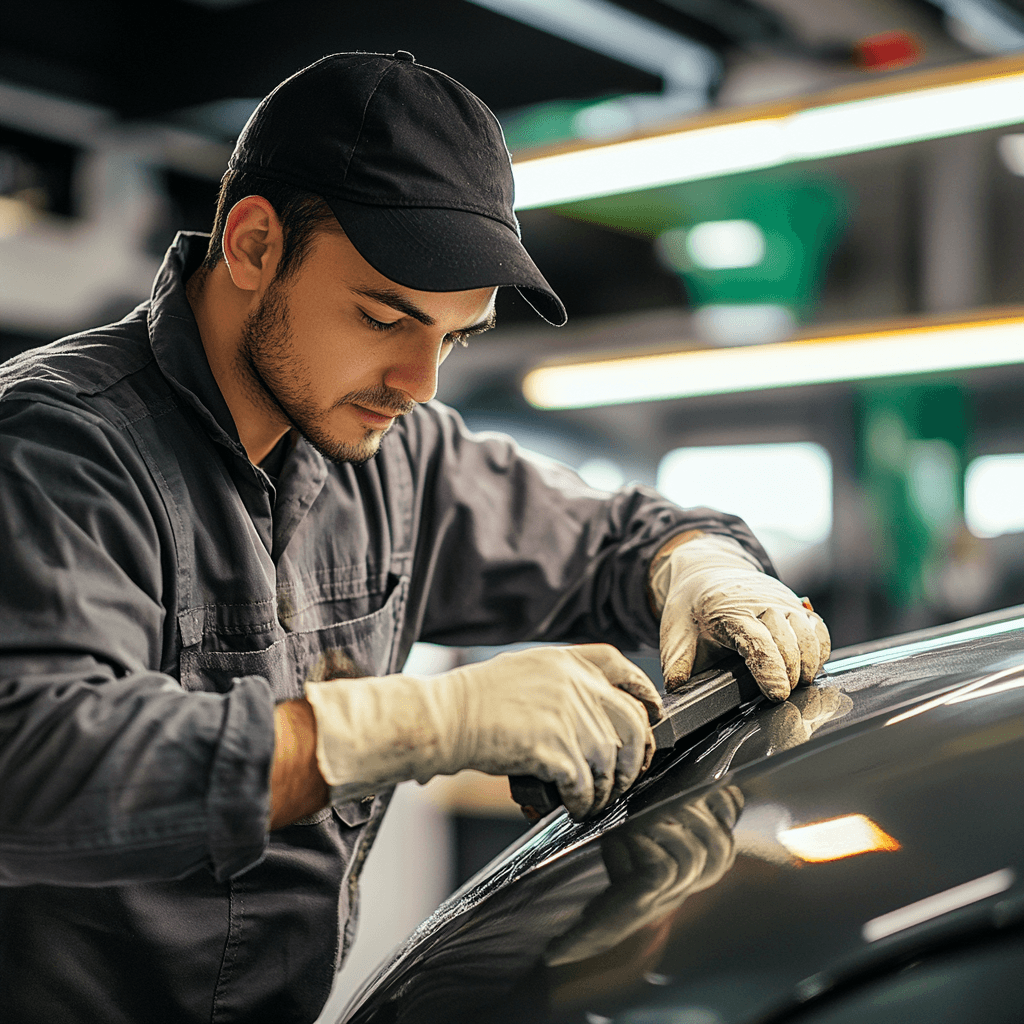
[341,608,1024,1024]
[776,813,901,863]
[862,867,1016,941]
[822,612,1024,674]
[885,664,1024,724]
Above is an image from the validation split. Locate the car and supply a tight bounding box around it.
[334,605,1024,1024]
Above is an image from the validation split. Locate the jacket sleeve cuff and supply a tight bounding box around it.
[206,674,276,881]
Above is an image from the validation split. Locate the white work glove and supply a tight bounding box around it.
[304,644,663,821]
[651,534,831,701]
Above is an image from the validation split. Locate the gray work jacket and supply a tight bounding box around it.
[0,233,773,1023]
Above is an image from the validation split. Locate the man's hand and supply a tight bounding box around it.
[650,533,831,701]
[304,644,663,821]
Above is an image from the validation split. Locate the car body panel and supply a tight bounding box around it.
[339,607,1024,1024]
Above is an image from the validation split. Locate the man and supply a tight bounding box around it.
[0,52,829,1023]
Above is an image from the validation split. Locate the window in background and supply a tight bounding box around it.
[577,457,626,491]
[656,443,833,567]
[965,454,1024,538]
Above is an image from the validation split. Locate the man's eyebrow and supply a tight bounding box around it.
[355,287,435,326]
[355,288,498,335]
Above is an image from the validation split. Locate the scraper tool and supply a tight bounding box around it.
[508,656,760,821]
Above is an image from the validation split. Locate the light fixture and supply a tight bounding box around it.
[684,220,766,270]
[521,312,1024,409]
[512,59,1024,208]
[777,814,901,863]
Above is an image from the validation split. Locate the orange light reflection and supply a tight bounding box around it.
[777,814,901,863]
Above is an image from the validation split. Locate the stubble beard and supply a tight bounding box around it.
[236,281,415,466]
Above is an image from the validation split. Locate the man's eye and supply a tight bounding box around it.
[445,333,471,349]
[360,312,399,332]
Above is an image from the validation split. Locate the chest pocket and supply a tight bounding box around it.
[178,574,411,701]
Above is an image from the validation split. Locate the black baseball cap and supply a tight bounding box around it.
[229,51,567,326]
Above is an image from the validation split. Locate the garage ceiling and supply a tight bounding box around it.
[2,0,1021,340]
[0,0,993,127]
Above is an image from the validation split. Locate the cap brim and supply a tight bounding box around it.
[324,197,567,327]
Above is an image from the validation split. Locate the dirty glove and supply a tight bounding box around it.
[304,644,663,821]
[651,534,831,701]
[545,785,743,966]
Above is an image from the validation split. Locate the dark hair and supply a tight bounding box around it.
[202,168,338,280]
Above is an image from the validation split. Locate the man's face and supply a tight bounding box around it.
[236,227,496,465]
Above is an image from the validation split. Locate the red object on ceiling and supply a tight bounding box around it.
[854,31,924,71]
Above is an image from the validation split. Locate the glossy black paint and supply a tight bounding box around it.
[339,607,1024,1024]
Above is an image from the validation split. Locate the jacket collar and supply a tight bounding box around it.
[147,232,330,535]
[148,231,250,461]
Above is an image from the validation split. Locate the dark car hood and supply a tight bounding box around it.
[340,608,1024,1024]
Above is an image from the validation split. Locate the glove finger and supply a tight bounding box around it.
[575,644,664,723]
[540,704,605,820]
[758,607,801,688]
[641,817,707,896]
[671,798,738,888]
[709,614,792,701]
[704,784,745,831]
[813,613,832,666]
[600,687,653,804]
[545,833,679,966]
[789,684,853,731]
[527,747,594,823]
[660,614,699,692]
[785,610,822,685]
[553,749,597,821]
[758,700,810,750]
[566,691,622,817]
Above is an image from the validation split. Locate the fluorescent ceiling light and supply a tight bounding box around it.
[777,814,901,863]
[521,315,1024,408]
[513,66,1024,207]
[514,118,785,208]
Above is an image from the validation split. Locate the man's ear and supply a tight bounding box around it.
[222,195,283,292]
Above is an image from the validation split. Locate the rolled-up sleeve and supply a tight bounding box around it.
[401,403,775,652]
[0,396,275,886]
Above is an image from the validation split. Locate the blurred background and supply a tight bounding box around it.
[5,0,1024,1014]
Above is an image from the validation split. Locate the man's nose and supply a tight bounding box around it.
[383,337,446,405]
